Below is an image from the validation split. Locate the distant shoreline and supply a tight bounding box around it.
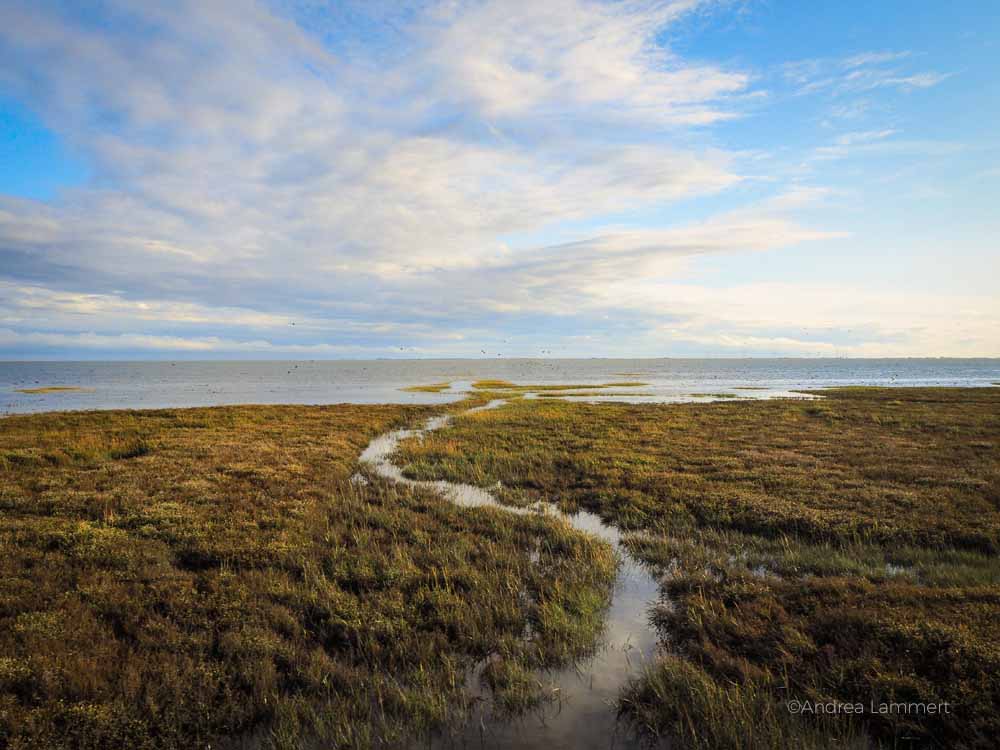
[3,355,1000,364]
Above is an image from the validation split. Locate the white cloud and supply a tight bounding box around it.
[0,1,753,295]
[0,328,418,355]
[783,50,948,97]
[0,2,987,358]
[599,282,1000,357]
[808,129,899,162]
[842,51,911,69]
[833,129,898,146]
[416,0,745,124]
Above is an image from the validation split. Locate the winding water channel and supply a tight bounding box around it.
[358,399,664,749]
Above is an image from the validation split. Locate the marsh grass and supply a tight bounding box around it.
[619,655,873,750]
[0,403,615,749]
[14,386,88,394]
[471,380,647,392]
[396,387,1000,748]
[400,382,452,393]
[534,391,657,398]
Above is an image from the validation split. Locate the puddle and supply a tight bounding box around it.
[884,562,912,577]
[358,399,663,749]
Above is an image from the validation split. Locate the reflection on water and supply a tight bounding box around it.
[359,399,663,749]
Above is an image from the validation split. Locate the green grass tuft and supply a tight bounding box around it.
[400,382,452,393]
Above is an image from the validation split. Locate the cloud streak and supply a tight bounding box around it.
[782,50,949,97]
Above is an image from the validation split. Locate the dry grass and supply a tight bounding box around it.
[401,388,1000,551]
[0,403,615,749]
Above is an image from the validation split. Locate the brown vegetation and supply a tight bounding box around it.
[0,404,614,749]
[398,387,1000,748]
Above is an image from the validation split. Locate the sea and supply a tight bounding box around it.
[2,358,998,414]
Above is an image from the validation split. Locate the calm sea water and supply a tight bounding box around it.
[2,358,998,414]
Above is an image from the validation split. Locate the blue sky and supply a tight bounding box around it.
[0,0,997,359]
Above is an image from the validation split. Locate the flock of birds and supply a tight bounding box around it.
[388,339,560,358]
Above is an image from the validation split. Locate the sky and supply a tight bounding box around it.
[0,0,998,360]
